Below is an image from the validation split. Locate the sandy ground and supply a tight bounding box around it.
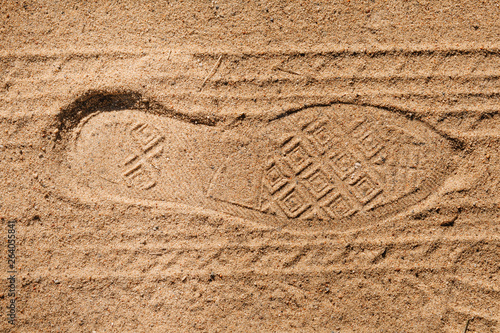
[1,1,500,332]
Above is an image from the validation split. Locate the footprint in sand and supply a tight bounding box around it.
[48,92,461,231]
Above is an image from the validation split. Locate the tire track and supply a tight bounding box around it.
[19,237,500,276]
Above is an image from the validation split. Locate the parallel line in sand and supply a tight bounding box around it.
[3,90,500,105]
[4,71,500,86]
[22,229,500,245]
[20,207,500,238]
[17,196,500,221]
[22,233,500,248]
[4,43,500,59]
[5,73,500,83]
[19,270,499,293]
[24,236,500,251]
[3,53,500,82]
[16,265,463,279]
[22,241,499,273]
[4,105,500,124]
[15,198,500,219]
[3,85,500,100]
[4,60,500,77]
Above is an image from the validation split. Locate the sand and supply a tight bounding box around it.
[1,1,499,332]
